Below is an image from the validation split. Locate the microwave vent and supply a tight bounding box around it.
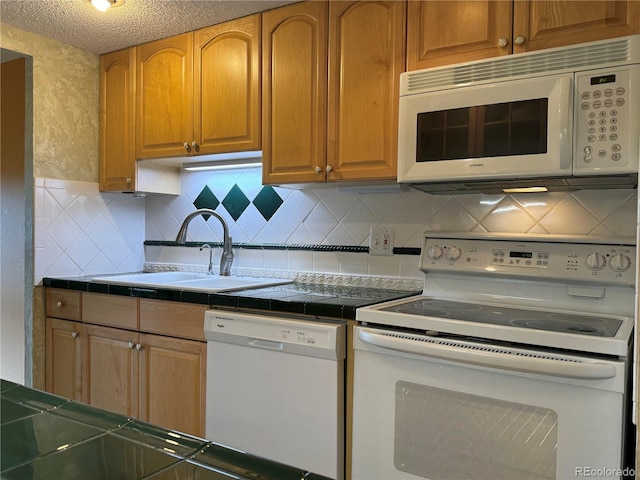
[404,35,637,95]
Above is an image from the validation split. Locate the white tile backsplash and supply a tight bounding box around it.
[36,170,638,285]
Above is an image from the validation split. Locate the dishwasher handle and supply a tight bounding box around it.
[357,328,617,380]
[248,338,284,351]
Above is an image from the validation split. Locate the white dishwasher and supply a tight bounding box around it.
[204,309,346,480]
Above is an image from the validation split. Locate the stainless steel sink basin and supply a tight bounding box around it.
[91,272,292,292]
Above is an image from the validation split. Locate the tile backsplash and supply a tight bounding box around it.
[37,170,637,284]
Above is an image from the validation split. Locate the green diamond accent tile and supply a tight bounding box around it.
[193,186,220,213]
[222,184,250,221]
[252,186,283,221]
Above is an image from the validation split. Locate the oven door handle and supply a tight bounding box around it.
[357,329,618,380]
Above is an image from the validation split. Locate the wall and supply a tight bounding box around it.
[145,168,637,283]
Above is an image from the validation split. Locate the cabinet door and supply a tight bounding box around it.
[327,1,405,182]
[136,33,194,159]
[262,1,328,185]
[513,0,640,54]
[195,15,261,155]
[99,48,136,192]
[138,334,206,437]
[407,0,513,70]
[45,318,82,401]
[82,324,139,418]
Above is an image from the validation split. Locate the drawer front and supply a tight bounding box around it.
[45,289,81,320]
[139,299,208,341]
[82,292,138,330]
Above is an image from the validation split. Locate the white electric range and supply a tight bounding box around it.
[352,232,635,480]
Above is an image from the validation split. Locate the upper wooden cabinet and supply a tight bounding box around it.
[100,48,136,191]
[407,0,640,70]
[262,0,405,185]
[136,15,261,160]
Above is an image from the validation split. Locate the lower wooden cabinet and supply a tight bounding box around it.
[45,318,82,401]
[45,291,208,438]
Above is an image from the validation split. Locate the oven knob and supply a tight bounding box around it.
[585,252,606,271]
[609,253,631,272]
[427,245,444,260]
[445,246,462,261]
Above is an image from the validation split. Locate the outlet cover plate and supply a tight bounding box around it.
[369,226,394,256]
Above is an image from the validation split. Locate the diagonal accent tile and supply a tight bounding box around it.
[252,186,283,221]
[222,185,250,221]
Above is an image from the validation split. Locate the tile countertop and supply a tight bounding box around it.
[1,379,331,480]
[43,275,421,320]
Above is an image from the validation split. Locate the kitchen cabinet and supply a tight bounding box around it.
[136,15,261,160]
[407,0,640,70]
[100,47,180,194]
[45,290,207,437]
[262,0,405,185]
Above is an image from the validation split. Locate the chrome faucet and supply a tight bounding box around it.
[175,209,234,276]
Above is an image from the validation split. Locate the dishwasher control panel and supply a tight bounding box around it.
[204,310,345,361]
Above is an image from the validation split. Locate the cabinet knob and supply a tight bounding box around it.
[56,301,63,308]
[497,37,508,48]
[314,166,322,174]
[514,35,525,46]
[326,165,333,173]
[72,332,78,339]
[135,343,143,351]
[192,141,200,153]
[126,177,132,184]
[128,342,135,349]
[184,142,192,153]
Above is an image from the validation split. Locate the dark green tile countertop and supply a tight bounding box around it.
[1,379,330,480]
[43,275,420,319]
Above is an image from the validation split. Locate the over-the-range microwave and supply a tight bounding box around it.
[398,35,640,194]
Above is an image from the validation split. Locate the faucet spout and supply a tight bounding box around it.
[175,209,234,276]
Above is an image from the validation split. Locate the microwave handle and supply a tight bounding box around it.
[357,328,617,380]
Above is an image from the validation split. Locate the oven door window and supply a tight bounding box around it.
[395,381,557,479]
[416,99,548,162]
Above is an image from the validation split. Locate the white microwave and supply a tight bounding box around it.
[398,35,640,194]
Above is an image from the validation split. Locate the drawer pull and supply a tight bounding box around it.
[56,301,63,308]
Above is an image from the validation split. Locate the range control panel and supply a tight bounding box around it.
[420,234,635,286]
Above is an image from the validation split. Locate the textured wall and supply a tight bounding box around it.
[1,23,99,182]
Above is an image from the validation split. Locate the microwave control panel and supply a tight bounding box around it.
[574,65,639,174]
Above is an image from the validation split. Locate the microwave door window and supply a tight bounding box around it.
[415,99,548,163]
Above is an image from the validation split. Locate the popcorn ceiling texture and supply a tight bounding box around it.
[0,0,299,55]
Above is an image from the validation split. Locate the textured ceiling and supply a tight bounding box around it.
[0,0,299,55]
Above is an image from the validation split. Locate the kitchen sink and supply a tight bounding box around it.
[90,272,292,292]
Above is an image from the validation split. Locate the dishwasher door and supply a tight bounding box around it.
[204,309,346,480]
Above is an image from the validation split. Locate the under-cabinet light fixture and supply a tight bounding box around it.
[182,151,263,171]
[89,0,124,12]
[502,186,549,194]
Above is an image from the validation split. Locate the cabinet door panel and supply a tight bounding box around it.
[136,33,194,159]
[262,1,328,184]
[407,0,512,70]
[514,0,640,53]
[195,15,260,155]
[328,0,405,181]
[82,324,139,418]
[45,318,82,401]
[100,48,136,191]
[139,334,206,437]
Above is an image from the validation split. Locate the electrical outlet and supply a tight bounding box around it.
[369,226,394,256]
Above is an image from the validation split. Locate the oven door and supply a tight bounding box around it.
[351,326,628,480]
[397,73,573,183]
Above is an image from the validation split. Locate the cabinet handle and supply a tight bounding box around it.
[184,142,192,153]
[314,166,322,174]
[56,301,63,308]
[497,37,508,48]
[326,165,333,173]
[514,35,525,46]
[71,332,78,338]
[128,342,135,349]
[135,343,143,351]
[192,141,200,153]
